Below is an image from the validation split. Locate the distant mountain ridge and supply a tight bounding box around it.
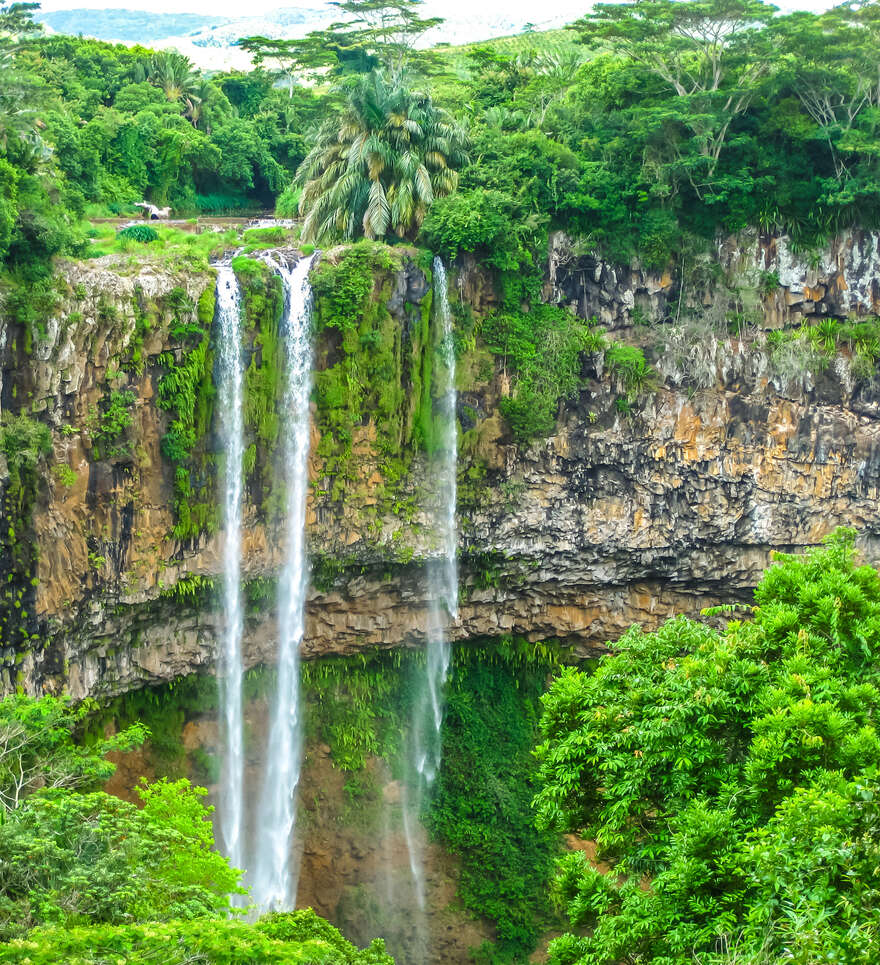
[37,9,230,42]
[34,3,586,68]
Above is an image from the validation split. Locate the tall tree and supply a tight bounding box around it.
[296,71,467,242]
[0,2,43,151]
[149,50,199,104]
[0,694,146,814]
[771,4,880,179]
[237,34,338,92]
[572,0,776,178]
[329,0,442,79]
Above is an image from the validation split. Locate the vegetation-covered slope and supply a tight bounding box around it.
[536,530,880,963]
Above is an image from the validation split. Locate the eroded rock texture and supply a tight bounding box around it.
[3,237,880,698]
[547,227,880,330]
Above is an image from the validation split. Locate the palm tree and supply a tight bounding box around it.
[149,51,200,105]
[296,71,468,244]
[183,78,221,131]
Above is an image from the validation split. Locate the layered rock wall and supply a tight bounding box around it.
[547,227,880,331]
[3,235,880,699]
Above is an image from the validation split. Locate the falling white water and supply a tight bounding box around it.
[403,257,459,928]
[252,253,316,911]
[423,257,459,782]
[215,265,246,876]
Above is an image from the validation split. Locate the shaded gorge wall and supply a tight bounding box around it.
[99,640,564,965]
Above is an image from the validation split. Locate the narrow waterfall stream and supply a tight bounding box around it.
[252,253,317,910]
[214,265,246,874]
[423,257,459,781]
[402,257,459,947]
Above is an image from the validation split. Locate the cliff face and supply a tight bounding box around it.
[546,227,880,331]
[3,232,880,699]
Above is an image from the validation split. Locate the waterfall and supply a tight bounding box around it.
[252,253,316,910]
[423,257,459,779]
[215,265,246,875]
[402,256,459,932]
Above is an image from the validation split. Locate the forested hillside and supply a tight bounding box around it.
[5,0,880,276]
[1,0,880,963]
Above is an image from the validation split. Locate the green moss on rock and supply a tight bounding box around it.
[156,276,218,541]
[311,242,437,501]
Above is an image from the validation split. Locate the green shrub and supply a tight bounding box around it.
[605,343,654,391]
[0,911,395,964]
[483,306,599,443]
[311,242,392,333]
[0,415,51,497]
[117,224,158,243]
[535,529,880,964]
[420,189,526,271]
[92,389,136,458]
[274,183,301,218]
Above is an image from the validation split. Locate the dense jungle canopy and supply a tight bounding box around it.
[1,0,880,963]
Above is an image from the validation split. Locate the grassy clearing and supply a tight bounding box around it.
[78,222,301,269]
[435,28,579,70]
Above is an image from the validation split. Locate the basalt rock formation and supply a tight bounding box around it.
[547,227,880,331]
[2,233,880,700]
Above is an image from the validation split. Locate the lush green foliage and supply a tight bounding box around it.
[0,3,318,280]
[0,779,241,937]
[427,648,561,961]
[0,414,53,648]
[0,693,146,814]
[482,306,599,442]
[0,910,394,965]
[233,257,285,515]
[0,694,393,962]
[534,530,880,963]
[91,388,137,459]
[0,414,51,507]
[420,0,880,271]
[297,71,467,243]
[481,307,653,442]
[310,242,435,493]
[117,224,158,243]
[156,283,217,539]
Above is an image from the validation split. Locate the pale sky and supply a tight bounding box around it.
[37,0,836,15]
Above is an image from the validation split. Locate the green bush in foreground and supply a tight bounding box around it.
[0,910,394,965]
[535,529,880,964]
[0,693,394,962]
[117,224,159,243]
[0,780,242,938]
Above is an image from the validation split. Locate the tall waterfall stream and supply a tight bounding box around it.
[214,265,246,876]
[402,257,459,953]
[213,252,459,956]
[252,253,317,910]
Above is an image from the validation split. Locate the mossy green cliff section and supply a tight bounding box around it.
[3,232,880,701]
